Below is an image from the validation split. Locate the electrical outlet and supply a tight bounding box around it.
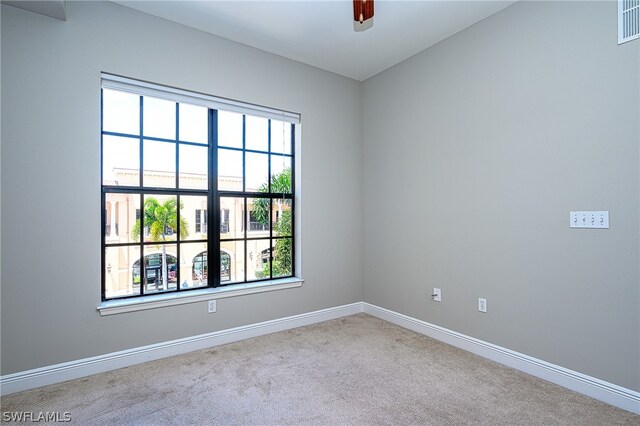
[478,298,487,313]
[207,300,217,313]
[432,288,442,302]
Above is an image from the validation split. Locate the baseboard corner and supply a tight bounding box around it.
[362,302,640,415]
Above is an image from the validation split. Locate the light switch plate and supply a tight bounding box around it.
[570,211,609,229]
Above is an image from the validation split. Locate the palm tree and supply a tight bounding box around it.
[132,197,188,290]
[252,168,292,278]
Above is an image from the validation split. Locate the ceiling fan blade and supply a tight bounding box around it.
[353,0,374,24]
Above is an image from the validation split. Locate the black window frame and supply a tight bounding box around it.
[101,82,296,302]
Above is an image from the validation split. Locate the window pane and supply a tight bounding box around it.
[270,156,292,194]
[143,96,176,140]
[218,110,243,148]
[105,246,141,299]
[181,195,208,241]
[142,246,178,294]
[179,103,208,144]
[105,193,141,244]
[220,241,244,283]
[143,194,179,242]
[272,199,292,237]
[245,115,268,152]
[247,197,270,235]
[272,238,293,278]
[103,135,140,186]
[220,197,244,239]
[245,152,268,192]
[180,242,207,289]
[103,89,139,135]
[179,144,208,189]
[270,120,292,155]
[218,148,243,191]
[247,239,271,280]
[143,140,176,188]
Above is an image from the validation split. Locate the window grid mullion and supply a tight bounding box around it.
[175,103,181,292]
[221,236,291,243]
[210,109,220,288]
[269,199,273,279]
[138,96,145,296]
[176,195,182,292]
[244,196,248,283]
[243,116,247,283]
[103,130,209,148]
[217,191,293,199]
[100,89,106,300]
[103,186,208,196]
[290,122,296,277]
[268,120,273,279]
[217,145,291,156]
[139,193,145,296]
[175,103,180,190]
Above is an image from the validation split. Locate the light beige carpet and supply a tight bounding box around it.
[1,314,638,425]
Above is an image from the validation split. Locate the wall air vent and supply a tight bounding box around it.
[619,0,640,44]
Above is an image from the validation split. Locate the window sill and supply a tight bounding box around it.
[97,277,304,316]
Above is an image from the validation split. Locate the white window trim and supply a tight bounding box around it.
[100,75,303,311]
[97,277,304,316]
[102,73,300,124]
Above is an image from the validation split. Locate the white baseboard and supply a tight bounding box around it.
[0,302,363,396]
[362,303,640,415]
[2,301,638,415]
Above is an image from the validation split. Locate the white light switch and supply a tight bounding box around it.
[570,211,609,229]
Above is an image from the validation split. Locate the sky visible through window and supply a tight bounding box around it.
[102,89,291,191]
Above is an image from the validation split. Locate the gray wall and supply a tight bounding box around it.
[362,1,639,391]
[2,0,639,395]
[0,1,363,375]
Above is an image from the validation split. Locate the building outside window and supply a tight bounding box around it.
[101,74,298,301]
[219,209,229,234]
[195,209,207,234]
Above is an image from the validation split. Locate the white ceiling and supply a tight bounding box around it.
[112,1,517,81]
[2,0,516,81]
